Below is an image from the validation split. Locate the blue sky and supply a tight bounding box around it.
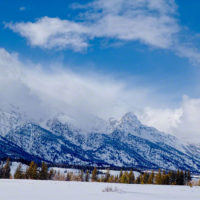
[0,0,200,98]
[1,0,200,141]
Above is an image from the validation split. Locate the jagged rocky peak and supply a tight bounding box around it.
[119,112,141,127]
[105,112,142,134]
[44,113,81,138]
[45,112,108,135]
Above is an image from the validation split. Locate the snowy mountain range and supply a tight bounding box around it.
[0,106,200,172]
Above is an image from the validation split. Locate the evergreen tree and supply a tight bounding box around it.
[39,162,48,180]
[26,161,38,179]
[48,168,55,180]
[176,170,180,185]
[91,167,98,182]
[135,175,141,184]
[179,170,184,185]
[155,169,162,184]
[120,171,129,183]
[128,170,135,184]
[114,175,119,183]
[85,170,89,182]
[147,170,154,184]
[168,171,173,185]
[141,172,149,184]
[14,163,24,179]
[187,171,191,184]
[170,171,176,185]
[0,162,3,178]
[162,171,169,185]
[104,169,110,182]
[79,170,84,181]
[165,174,169,185]
[119,170,123,179]
[2,158,11,178]
[184,171,187,184]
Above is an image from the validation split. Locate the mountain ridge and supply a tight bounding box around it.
[0,107,200,172]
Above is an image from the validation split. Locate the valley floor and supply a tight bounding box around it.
[0,179,200,200]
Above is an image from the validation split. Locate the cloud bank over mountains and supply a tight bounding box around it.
[0,47,200,143]
[0,47,152,122]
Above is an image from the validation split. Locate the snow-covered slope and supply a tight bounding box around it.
[0,135,41,162]
[1,180,200,200]
[6,122,107,166]
[1,108,200,172]
[0,107,26,136]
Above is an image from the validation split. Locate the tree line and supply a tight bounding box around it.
[135,169,192,185]
[0,159,197,186]
[90,168,192,185]
[0,159,54,180]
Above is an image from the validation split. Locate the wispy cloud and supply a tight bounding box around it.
[140,96,200,143]
[7,0,200,64]
[7,0,179,50]
[175,45,200,65]
[6,17,89,51]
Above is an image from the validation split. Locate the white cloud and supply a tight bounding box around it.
[0,48,155,122]
[1,47,200,142]
[7,0,179,50]
[7,17,89,51]
[175,45,200,65]
[139,107,182,134]
[7,0,200,64]
[175,96,200,142]
[87,0,178,48]
[139,96,200,143]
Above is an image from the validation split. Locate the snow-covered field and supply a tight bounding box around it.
[1,179,200,200]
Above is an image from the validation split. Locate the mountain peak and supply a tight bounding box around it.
[121,112,141,126]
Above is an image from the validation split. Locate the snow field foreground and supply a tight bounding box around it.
[1,179,200,200]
